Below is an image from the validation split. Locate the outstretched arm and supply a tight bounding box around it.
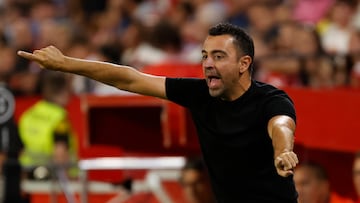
[17,46,167,99]
[267,115,298,177]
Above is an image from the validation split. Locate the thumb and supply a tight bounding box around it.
[278,169,294,177]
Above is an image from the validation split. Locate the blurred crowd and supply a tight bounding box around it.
[1,0,360,96]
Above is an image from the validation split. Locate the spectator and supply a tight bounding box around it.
[18,70,77,180]
[292,0,334,25]
[294,162,354,203]
[320,0,356,55]
[353,151,360,203]
[255,21,302,88]
[106,156,216,203]
[294,25,335,88]
[247,2,278,46]
[179,157,216,203]
[0,47,25,203]
[348,30,360,88]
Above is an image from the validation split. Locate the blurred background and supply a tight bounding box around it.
[0,0,360,202]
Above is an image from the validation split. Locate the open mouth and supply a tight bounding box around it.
[207,76,221,88]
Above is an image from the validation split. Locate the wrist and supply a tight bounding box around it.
[274,149,292,158]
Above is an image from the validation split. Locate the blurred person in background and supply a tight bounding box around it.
[180,0,227,63]
[18,70,77,181]
[1,19,39,96]
[0,44,25,203]
[223,0,251,28]
[255,21,302,87]
[106,156,216,203]
[90,43,126,95]
[294,162,354,203]
[255,22,336,88]
[348,30,360,88]
[121,19,183,68]
[179,157,216,203]
[120,19,149,68]
[292,0,334,25]
[247,1,278,48]
[35,20,73,52]
[293,24,335,88]
[320,0,356,55]
[65,35,93,94]
[353,151,360,203]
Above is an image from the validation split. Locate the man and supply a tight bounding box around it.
[18,71,77,180]
[0,84,24,203]
[179,157,216,203]
[294,162,354,203]
[0,46,26,203]
[17,23,298,202]
[353,151,360,203]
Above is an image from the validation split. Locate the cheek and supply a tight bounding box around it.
[219,64,240,79]
[354,176,360,185]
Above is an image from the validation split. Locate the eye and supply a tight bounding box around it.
[201,55,208,61]
[214,54,224,60]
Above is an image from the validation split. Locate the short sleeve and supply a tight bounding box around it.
[166,78,209,108]
[263,94,296,123]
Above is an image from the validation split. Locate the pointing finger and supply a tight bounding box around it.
[17,51,39,61]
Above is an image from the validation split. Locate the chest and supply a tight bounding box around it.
[200,99,265,133]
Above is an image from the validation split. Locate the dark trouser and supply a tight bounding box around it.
[2,158,22,203]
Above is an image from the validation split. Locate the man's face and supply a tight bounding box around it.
[201,34,245,100]
[353,157,360,198]
[180,169,213,203]
[294,167,328,203]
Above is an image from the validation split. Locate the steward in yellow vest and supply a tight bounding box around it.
[19,71,77,179]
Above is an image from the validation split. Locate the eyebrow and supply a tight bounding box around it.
[201,49,227,55]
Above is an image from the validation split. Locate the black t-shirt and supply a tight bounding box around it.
[166,78,298,203]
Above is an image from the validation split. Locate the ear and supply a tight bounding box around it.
[239,55,252,73]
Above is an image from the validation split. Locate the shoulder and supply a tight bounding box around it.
[166,77,208,96]
[253,80,286,95]
[252,80,293,103]
[330,192,355,203]
[252,81,296,121]
[166,77,207,87]
[165,78,210,108]
[21,100,67,121]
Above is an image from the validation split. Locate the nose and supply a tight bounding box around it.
[202,56,214,69]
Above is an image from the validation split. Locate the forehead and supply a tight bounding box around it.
[294,167,316,180]
[354,158,360,169]
[202,34,237,53]
[181,169,206,183]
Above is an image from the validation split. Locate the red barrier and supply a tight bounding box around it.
[284,87,360,153]
[14,86,360,200]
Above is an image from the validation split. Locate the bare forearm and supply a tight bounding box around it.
[268,115,298,176]
[268,115,295,156]
[271,125,294,158]
[17,46,167,98]
[63,56,136,90]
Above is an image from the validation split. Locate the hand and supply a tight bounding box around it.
[17,46,66,71]
[274,151,298,177]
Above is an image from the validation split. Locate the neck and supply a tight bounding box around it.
[222,75,252,101]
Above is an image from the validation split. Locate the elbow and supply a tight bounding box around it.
[268,115,296,139]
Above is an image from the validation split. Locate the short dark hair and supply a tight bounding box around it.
[182,157,206,172]
[179,157,208,184]
[299,162,329,181]
[39,70,69,99]
[355,151,360,159]
[208,22,254,69]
